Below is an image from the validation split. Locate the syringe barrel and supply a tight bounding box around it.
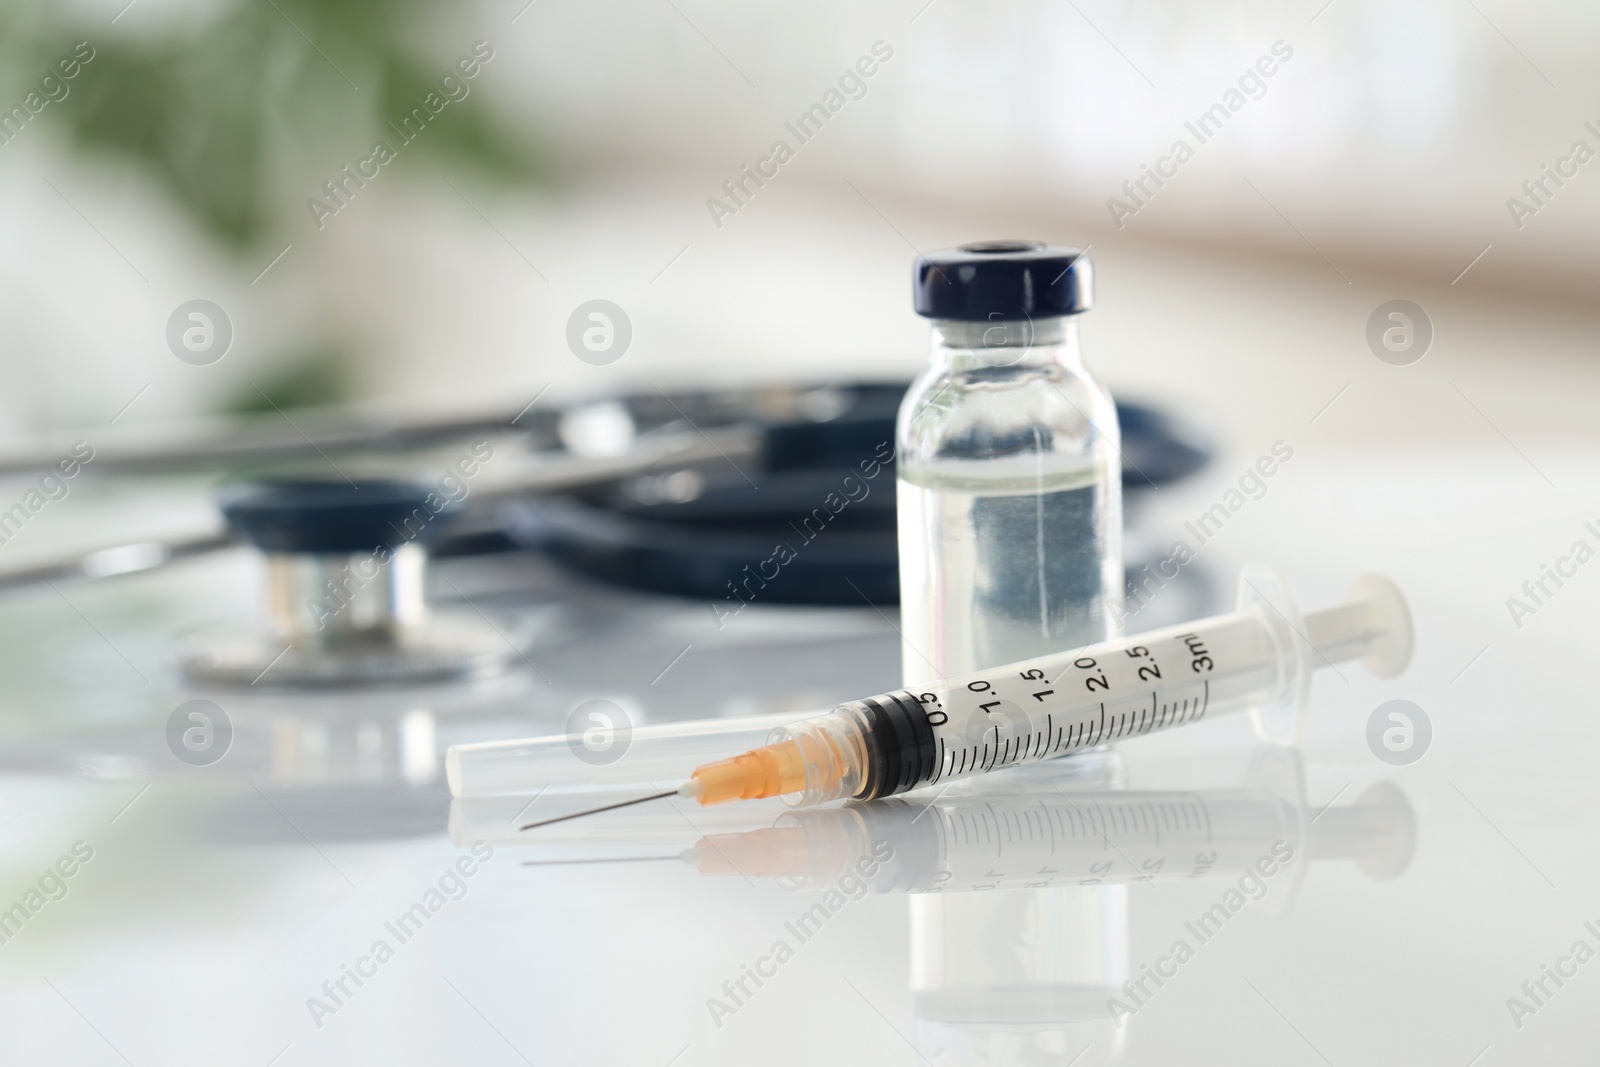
[771,611,1284,806]
[774,576,1406,806]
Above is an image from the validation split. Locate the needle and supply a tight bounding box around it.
[519,788,680,831]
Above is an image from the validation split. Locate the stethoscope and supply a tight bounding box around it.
[0,381,1213,687]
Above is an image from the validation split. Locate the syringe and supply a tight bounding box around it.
[522,567,1412,825]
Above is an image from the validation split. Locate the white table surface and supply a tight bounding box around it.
[0,428,1593,1066]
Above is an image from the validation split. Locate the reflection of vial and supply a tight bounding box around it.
[897,243,1127,1064]
[911,889,1129,1063]
[897,242,1121,684]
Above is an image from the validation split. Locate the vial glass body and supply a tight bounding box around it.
[896,317,1122,686]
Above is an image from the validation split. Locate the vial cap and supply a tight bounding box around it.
[912,241,1092,321]
[220,478,459,555]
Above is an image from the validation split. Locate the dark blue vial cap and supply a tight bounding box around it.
[220,478,459,555]
[913,241,1092,321]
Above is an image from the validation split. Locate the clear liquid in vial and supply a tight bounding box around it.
[897,458,1120,687]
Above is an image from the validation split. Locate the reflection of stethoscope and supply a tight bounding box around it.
[0,382,1212,686]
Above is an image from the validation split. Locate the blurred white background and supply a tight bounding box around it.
[0,0,1595,443]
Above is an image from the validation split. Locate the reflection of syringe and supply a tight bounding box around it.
[494,567,1412,825]
[683,782,1414,894]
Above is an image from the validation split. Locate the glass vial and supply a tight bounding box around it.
[896,242,1122,686]
[898,242,1130,1065]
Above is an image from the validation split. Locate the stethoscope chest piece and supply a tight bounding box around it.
[179,479,521,687]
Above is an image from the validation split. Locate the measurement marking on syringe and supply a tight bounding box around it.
[1089,810,1109,850]
[1086,807,1107,849]
[1022,808,1043,845]
[1085,805,1106,849]
[1112,805,1132,840]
